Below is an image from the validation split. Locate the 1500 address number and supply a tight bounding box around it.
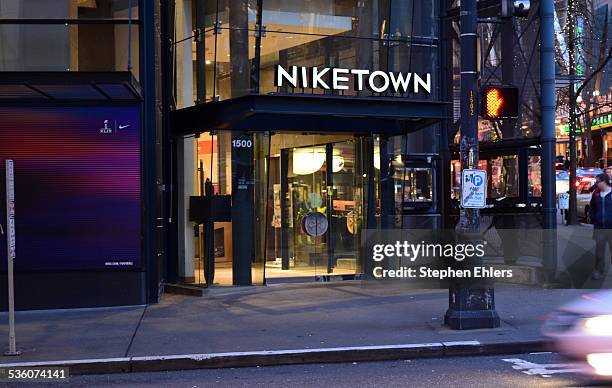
[232,139,252,148]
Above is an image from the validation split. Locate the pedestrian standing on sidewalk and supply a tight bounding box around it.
[589,173,612,280]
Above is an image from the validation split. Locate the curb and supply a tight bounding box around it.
[0,339,550,375]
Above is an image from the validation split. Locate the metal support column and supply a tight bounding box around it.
[445,0,500,329]
[326,143,335,273]
[540,0,558,282]
[379,135,393,230]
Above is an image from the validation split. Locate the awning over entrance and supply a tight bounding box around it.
[0,72,142,103]
[171,94,449,136]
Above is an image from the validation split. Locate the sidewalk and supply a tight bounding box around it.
[0,282,588,371]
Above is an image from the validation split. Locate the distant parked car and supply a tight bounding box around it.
[543,291,612,381]
[576,179,595,223]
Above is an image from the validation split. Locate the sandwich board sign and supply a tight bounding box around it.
[461,169,487,209]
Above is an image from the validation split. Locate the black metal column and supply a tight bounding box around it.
[379,135,393,229]
[445,0,500,330]
[231,132,254,285]
[326,143,335,273]
[141,0,163,303]
[501,17,516,139]
[366,136,377,231]
[360,136,377,278]
[540,0,558,283]
[439,0,452,228]
[162,0,176,283]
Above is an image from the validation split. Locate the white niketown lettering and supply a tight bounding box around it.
[273,65,432,94]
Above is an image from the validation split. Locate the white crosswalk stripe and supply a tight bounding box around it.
[502,358,584,377]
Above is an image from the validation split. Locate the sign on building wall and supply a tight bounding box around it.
[0,106,141,270]
[274,65,432,94]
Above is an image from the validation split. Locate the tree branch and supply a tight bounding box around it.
[574,46,612,99]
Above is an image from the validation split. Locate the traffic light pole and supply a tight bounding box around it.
[444,0,500,330]
[541,0,558,283]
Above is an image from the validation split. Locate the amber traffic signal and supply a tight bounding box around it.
[481,86,519,119]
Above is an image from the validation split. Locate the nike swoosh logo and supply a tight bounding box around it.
[118,124,130,129]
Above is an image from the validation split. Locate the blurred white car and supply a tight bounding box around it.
[576,179,595,223]
[543,291,612,380]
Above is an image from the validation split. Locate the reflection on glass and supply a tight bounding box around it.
[264,134,363,279]
[261,0,355,36]
[0,24,139,76]
[392,164,434,208]
[0,0,139,19]
[389,0,438,39]
[450,160,461,200]
[171,0,441,104]
[192,132,234,286]
[529,156,542,197]
[490,156,519,198]
[253,132,270,285]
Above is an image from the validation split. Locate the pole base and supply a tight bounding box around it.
[3,350,21,357]
[444,309,501,330]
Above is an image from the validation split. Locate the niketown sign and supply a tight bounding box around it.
[274,64,432,94]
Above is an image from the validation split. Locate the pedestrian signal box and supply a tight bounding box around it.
[481,86,519,119]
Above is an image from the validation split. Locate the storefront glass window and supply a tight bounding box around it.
[172,0,440,104]
[490,156,519,199]
[261,0,383,39]
[0,0,139,19]
[172,0,441,285]
[258,32,385,97]
[261,134,367,280]
[0,0,139,76]
[173,35,196,109]
[192,132,234,286]
[389,0,437,39]
[253,131,270,285]
[528,156,542,197]
[392,164,434,207]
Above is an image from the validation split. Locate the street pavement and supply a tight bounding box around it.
[0,221,609,373]
[0,284,587,363]
[10,352,603,388]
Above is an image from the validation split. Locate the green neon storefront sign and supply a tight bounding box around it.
[559,113,612,135]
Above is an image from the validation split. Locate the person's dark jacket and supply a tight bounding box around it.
[589,189,612,229]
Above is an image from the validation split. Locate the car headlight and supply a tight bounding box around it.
[584,315,612,336]
[587,353,612,376]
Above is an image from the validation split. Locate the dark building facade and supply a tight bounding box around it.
[0,0,166,309]
[0,0,450,309]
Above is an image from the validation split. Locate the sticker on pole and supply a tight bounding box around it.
[461,169,487,208]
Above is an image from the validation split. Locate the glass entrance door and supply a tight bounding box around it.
[180,131,373,286]
[264,134,365,281]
